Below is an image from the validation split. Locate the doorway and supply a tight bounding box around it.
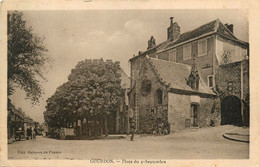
[191,104,199,127]
[221,95,242,126]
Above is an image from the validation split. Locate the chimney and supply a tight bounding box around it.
[167,17,180,41]
[225,23,234,33]
[147,36,156,50]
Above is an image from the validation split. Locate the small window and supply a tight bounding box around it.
[151,108,155,115]
[169,49,177,62]
[183,44,191,61]
[155,89,163,105]
[141,79,152,96]
[207,75,214,88]
[198,39,207,57]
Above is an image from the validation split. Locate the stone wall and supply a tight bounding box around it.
[137,58,168,133]
[168,93,190,132]
[216,62,242,99]
[129,56,169,133]
[168,93,220,132]
[199,97,219,127]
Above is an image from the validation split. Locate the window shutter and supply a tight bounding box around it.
[198,39,207,56]
[183,44,191,60]
[169,49,176,62]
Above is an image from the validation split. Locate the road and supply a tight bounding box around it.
[8,125,249,159]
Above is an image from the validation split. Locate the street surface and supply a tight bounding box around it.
[8,125,249,159]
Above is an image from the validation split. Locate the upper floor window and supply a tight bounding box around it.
[207,75,214,88]
[198,39,207,57]
[183,44,191,61]
[169,49,177,62]
[141,79,152,96]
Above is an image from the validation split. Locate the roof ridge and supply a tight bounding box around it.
[218,21,238,40]
[180,19,218,36]
[214,18,220,32]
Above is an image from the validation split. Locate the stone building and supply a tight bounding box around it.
[107,68,131,134]
[8,99,36,142]
[8,100,25,143]
[129,18,249,133]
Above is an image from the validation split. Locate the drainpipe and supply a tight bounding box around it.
[241,60,244,126]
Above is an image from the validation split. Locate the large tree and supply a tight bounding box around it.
[44,59,123,137]
[8,11,50,103]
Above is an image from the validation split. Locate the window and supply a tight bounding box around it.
[141,80,152,96]
[207,75,214,88]
[151,108,155,115]
[155,89,163,105]
[169,49,177,62]
[183,44,191,61]
[198,39,207,57]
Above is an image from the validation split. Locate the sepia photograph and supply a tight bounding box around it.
[1,5,254,165]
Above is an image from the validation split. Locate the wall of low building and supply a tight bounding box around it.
[168,93,190,131]
[199,97,218,127]
[168,92,220,132]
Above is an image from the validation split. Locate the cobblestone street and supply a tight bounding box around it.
[8,125,249,159]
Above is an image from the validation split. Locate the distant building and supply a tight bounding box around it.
[129,18,249,133]
[8,99,36,142]
[108,68,131,134]
[8,100,25,142]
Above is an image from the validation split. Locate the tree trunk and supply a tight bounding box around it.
[94,116,97,137]
[86,118,89,136]
[81,118,84,135]
[104,116,108,137]
[100,118,103,135]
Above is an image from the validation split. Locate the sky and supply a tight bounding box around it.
[10,9,249,123]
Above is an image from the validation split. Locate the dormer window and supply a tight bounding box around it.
[187,57,200,90]
[198,39,207,57]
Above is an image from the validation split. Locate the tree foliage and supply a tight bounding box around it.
[44,59,123,134]
[8,11,50,103]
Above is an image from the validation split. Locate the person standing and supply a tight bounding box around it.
[29,127,32,140]
[130,120,135,141]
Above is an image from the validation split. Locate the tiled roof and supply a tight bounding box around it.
[148,57,215,95]
[165,19,239,49]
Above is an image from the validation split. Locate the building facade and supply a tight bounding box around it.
[108,68,131,134]
[129,18,249,133]
[8,99,36,143]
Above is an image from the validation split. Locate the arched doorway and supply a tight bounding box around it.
[221,95,242,126]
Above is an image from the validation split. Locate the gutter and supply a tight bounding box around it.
[169,87,216,98]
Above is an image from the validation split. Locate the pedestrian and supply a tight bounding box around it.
[29,127,32,139]
[130,120,135,141]
[33,128,37,139]
[26,128,30,140]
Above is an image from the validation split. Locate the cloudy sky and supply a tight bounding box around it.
[10,9,248,123]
